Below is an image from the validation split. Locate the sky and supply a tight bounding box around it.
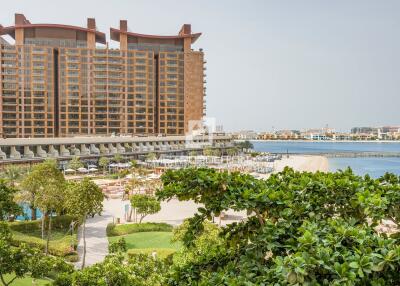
[0,0,399,132]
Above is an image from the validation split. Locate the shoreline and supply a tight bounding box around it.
[273,155,329,173]
[247,139,400,144]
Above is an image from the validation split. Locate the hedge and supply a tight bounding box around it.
[9,215,78,257]
[107,222,173,237]
[11,231,77,257]
[9,215,76,233]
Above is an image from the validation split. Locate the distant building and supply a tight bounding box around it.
[232,130,258,140]
[0,14,205,138]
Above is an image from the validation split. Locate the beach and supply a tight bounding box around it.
[273,155,329,173]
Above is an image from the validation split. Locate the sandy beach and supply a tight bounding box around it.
[273,155,329,173]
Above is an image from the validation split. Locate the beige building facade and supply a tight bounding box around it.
[0,14,205,138]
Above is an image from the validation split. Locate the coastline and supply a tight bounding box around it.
[273,155,329,173]
[247,139,400,144]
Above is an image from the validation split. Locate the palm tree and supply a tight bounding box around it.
[2,165,23,187]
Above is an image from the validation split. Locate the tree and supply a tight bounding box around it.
[0,180,21,221]
[98,157,110,173]
[68,156,84,170]
[234,140,254,152]
[226,147,239,156]
[0,222,73,286]
[130,194,161,223]
[212,149,221,157]
[157,167,400,285]
[66,178,104,269]
[145,152,157,161]
[22,160,66,254]
[113,153,123,163]
[1,165,24,187]
[203,147,213,156]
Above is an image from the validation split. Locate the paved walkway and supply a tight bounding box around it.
[75,205,113,268]
[75,198,246,267]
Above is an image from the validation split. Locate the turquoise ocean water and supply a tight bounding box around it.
[252,141,400,177]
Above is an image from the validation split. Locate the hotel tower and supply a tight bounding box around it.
[0,14,205,138]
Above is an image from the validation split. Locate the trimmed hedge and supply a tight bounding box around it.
[9,215,76,233]
[9,215,78,257]
[127,248,176,259]
[11,231,77,257]
[107,222,173,237]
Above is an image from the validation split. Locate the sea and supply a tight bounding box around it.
[252,141,400,178]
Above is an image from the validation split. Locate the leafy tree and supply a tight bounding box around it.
[145,152,157,161]
[1,165,24,187]
[234,140,254,152]
[98,157,110,173]
[202,147,213,156]
[157,167,400,285]
[0,222,73,286]
[113,153,124,163]
[212,149,221,157]
[68,156,84,170]
[130,194,161,223]
[66,178,104,268]
[21,160,66,254]
[226,147,239,156]
[0,180,21,221]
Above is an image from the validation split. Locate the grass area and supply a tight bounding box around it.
[8,216,78,259]
[109,231,180,250]
[2,274,51,286]
[107,222,173,237]
[109,231,181,259]
[12,230,77,258]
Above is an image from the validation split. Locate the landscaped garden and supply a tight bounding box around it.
[107,222,181,259]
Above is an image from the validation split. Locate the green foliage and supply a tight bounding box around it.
[108,237,127,253]
[145,152,157,161]
[0,222,73,286]
[0,180,22,221]
[9,215,77,257]
[113,153,124,163]
[127,248,176,260]
[202,147,213,156]
[66,178,104,222]
[226,147,239,156]
[157,167,400,285]
[54,254,167,286]
[130,194,161,223]
[98,157,110,171]
[21,160,66,215]
[8,215,75,233]
[107,222,173,237]
[234,140,254,151]
[67,157,84,171]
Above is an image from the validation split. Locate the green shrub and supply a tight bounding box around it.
[107,222,173,237]
[11,230,77,257]
[108,237,127,253]
[9,215,76,233]
[127,248,176,259]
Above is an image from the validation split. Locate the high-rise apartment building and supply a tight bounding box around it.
[0,14,205,138]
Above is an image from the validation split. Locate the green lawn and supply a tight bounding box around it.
[2,274,51,286]
[109,231,180,250]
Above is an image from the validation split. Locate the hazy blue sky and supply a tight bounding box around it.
[1,0,399,132]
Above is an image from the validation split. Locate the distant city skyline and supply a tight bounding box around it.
[0,0,399,132]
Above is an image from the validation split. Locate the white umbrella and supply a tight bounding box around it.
[64,168,75,173]
[89,168,98,172]
[78,167,89,173]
